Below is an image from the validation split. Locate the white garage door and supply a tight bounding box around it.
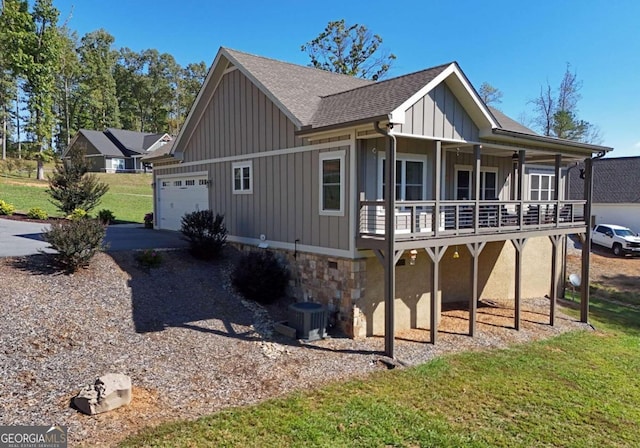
[157,175,209,230]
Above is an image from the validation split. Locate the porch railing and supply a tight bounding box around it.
[358,199,586,240]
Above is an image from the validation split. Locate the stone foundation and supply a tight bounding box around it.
[230,243,367,338]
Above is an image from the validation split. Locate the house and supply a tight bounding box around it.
[144,47,611,356]
[66,128,172,173]
[569,156,640,231]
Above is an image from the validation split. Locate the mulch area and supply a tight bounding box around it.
[0,248,591,447]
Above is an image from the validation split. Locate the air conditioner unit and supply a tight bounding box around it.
[288,302,327,341]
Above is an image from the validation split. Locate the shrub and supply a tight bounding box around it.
[135,249,163,269]
[47,144,108,214]
[231,250,290,304]
[180,210,227,259]
[27,207,48,220]
[97,209,115,225]
[41,218,107,272]
[66,208,88,220]
[0,199,15,215]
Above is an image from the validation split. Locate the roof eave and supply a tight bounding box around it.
[297,115,389,137]
[482,128,613,155]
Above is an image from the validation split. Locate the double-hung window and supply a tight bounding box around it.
[378,155,427,201]
[232,161,253,194]
[319,150,345,216]
[454,165,499,200]
[529,173,555,200]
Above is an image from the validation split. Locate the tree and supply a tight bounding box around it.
[47,143,109,214]
[530,64,601,143]
[301,19,396,80]
[478,82,503,106]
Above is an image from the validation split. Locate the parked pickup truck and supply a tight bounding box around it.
[591,224,640,256]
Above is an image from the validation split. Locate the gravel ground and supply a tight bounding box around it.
[0,249,591,447]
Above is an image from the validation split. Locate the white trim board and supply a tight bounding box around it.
[227,235,354,259]
[153,138,354,171]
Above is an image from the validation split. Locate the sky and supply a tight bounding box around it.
[52,0,640,157]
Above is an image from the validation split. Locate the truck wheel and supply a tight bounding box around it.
[612,243,623,256]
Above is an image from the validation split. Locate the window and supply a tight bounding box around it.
[111,158,125,171]
[529,173,555,201]
[173,180,182,187]
[319,150,345,215]
[232,161,253,194]
[454,165,499,200]
[185,179,195,186]
[377,155,427,201]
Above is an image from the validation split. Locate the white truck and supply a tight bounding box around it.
[591,224,640,256]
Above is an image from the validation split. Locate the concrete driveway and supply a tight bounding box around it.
[0,218,187,257]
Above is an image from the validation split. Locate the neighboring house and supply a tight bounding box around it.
[569,156,640,231]
[144,47,611,354]
[66,128,172,173]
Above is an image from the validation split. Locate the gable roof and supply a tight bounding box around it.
[223,48,373,127]
[569,156,640,203]
[309,63,451,129]
[105,128,168,156]
[79,129,123,157]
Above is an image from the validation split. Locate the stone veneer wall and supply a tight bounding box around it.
[230,243,367,338]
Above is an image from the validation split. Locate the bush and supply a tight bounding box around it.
[97,209,115,225]
[180,210,227,259]
[0,199,15,215]
[66,208,88,220]
[231,250,290,304]
[136,249,163,269]
[41,218,107,272]
[27,207,48,220]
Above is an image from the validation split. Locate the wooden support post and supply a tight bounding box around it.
[466,241,486,337]
[581,158,593,323]
[434,141,442,237]
[425,246,447,344]
[554,154,561,225]
[383,132,397,358]
[511,238,528,330]
[518,150,526,229]
[549,234,562,326]
[473,145,482,232]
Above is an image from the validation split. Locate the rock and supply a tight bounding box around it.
[73,373,132,415]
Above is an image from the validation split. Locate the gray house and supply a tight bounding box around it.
[145,47,611,355]
[66,128,172,172]
[569,156,640,231]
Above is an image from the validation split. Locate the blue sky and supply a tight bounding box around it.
[54,0,639,156]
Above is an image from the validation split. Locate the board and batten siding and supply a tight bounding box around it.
[397,83,479,142]
[180,69,302,163]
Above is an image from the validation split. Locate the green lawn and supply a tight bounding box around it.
[121,293,640,447]
[0,171,153,223]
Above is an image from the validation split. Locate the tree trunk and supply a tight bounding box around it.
[36,159,44,180]
[1,108,6,160]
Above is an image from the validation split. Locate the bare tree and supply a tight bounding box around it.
[478,82,503,106]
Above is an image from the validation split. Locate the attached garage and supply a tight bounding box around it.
[156,173,209,230]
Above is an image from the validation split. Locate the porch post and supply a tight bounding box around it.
[581,157,593,323]
[511,238,528,330]
[473,145,482,232]
[549,234,562,326]
[518,150,526,228]
[425,246,446,344]
[434,141,442,237]
[466,241,486,337]
[554,154,562,224]
[384,131,397,357]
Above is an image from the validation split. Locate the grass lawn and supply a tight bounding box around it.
[0,170,152,223]
[121,294,640,447]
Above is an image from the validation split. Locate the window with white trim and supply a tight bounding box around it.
[232,161,253,194]
[319,150,345,216]
[529,173,555,200]
[377,154,427,201]
[454,165,499,200]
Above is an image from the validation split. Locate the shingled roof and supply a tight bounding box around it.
[79,129,122,157]
[489,107,538,135]
[310,63,452,129]
[106,128,168,156]
[569,156,640,203]
[224,48,373,127]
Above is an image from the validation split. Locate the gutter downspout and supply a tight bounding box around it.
[562,162,580,299]
[580,150,606,322]
[374,121,397,359]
